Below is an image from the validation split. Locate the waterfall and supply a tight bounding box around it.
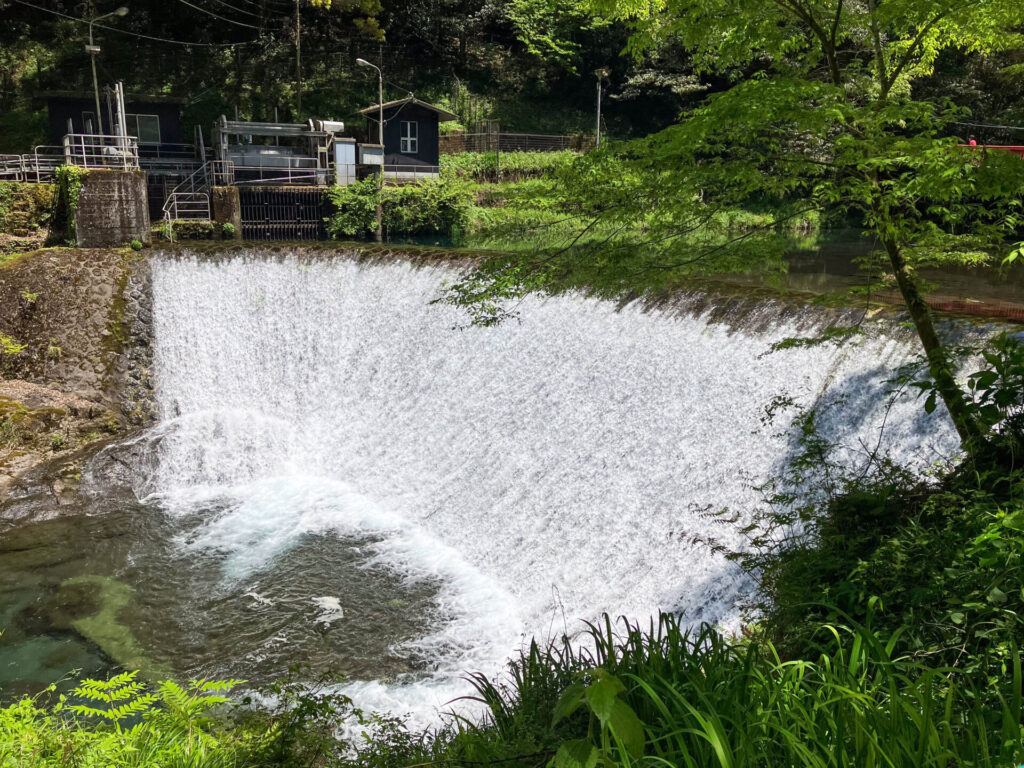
[137,249,956,723]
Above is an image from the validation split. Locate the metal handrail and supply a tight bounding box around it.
[63,134,140,170]
[0,155,24,181]
[381,164,441,181]
[231,165,325,185]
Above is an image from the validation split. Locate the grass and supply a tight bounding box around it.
[422,614,1024,768]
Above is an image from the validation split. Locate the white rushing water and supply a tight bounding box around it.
[139,250,957,724]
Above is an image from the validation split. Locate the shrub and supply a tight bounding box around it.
[325,177,380,238]
[129,239,143,251]
[0,181,55,235]
[381,176,472,237]
[326,176,473,240]
[221,221,236,238]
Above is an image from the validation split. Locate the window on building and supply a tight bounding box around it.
[400,121,418,154]
[125,114,162,144]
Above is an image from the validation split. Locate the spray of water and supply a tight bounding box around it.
[135,250,956,724]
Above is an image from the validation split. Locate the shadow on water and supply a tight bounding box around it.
[0,480,441,702]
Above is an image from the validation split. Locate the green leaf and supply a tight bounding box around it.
[553,739,598,768]
[924,393,937,414]
[607,699,646,758]
[988,586,1008,605]
[551,683,585,725]
[584,674,626,723]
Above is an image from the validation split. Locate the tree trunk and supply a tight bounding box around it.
[883,236,983,450]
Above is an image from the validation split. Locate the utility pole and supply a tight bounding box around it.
[594,67,610,148]
[357,58,384,242]
[86,6,129,135]
[295,0,302,115]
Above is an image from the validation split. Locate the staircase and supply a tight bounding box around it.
[161,161,233,242]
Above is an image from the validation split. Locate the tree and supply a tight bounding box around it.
[448,0,1024,456]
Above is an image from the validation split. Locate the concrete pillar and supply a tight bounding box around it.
[211,186,242,239]
[74,170,151,247]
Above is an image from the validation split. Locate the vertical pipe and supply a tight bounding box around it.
[295,0,302,115]
[595,77,602,148]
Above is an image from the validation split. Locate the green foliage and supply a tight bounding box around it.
[0,674,249,767]
[731,333,1024,693]
[325,177,380,237]
[53,166,88,246]
[326,176,473,240]
[221,222,236,239]
[0,334,26,356]
[442,150,577,181]
[0,182,54,236]
[129,239,143,252]
[417,616,1024,768]
[381,177,473,238]
[167,220,218,241]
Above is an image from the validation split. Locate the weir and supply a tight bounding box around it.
[124,248,956,722]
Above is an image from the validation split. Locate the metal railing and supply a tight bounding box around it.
[0,155,23,180]
[231,161,326,186]
[138,143,203,160]
[164,192,210,220]
[0,146,64,182]
[63,134,140,170]
[160,160,221,243]
[381,164,441,182]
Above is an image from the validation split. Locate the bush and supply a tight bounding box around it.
[0,182,55,236]
[325,177,380,238]
[325,176,473,240]
[129,239,143,251]
[381,176,472,237]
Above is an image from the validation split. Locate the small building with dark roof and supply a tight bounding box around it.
[357,96,457,173]
[40,91,186,148]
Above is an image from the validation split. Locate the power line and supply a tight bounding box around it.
[8,0,256,46]
[954,120,1024,133]
[206,0,262,19]
[175,0,259,28]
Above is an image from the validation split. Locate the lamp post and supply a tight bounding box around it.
[594,67,610,148]
[356,57,384,243]
[87,6,129,135]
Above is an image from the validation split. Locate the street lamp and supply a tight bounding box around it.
[594,67,610,148]
[356,57,384,243]
[87,6,129,135]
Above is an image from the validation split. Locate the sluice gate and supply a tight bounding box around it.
[239,186,327,241]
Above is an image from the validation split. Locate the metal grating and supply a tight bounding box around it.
[239,186,327,241]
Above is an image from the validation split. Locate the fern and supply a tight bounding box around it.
[70,671,157,732]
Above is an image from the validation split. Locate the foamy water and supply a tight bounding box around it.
[132,250,957,725]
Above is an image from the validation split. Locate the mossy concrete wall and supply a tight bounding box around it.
[75,171,151,248]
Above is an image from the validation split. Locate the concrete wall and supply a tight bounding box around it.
[75,170,151,248]
[211,185,242,238]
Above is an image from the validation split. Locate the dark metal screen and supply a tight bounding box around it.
[239,186,327,240]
